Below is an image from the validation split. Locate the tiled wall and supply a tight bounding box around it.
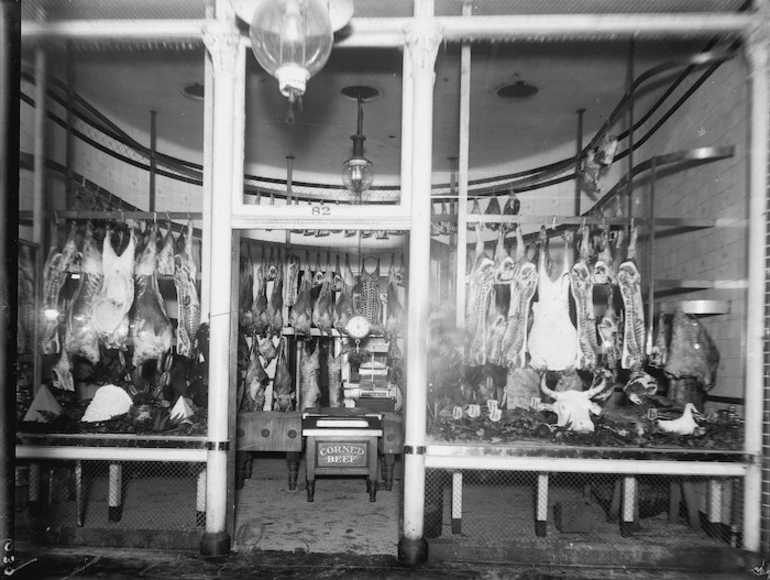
[632,53,749,405]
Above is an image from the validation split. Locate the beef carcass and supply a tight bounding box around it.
[501,225,538,370]
[174,220,201,358]
[285,253,301,307]
[312,266,334,335]
[359,257,383,334]
[239,245,254,332]
[570,223,599,371]
[466,225,496,366]
[129,222,173,367]
[251,247,269,337]
[328,348,343,408]
[17,244,35,354]
[92,225,135,350]
[385,254,404,340]
[66,222,103,365]
[41,223,78,355]
[299,340,321,410]
[664,309,719,390]
[617,225,645,370]
[289,253,313,337]
[267,248,284,336]
[157,220,175,276]
[241,340,269,411]
[272,339,294,411]
[333,254,355,334]
[528,227,578,372]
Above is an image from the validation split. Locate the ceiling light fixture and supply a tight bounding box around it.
[341,86,378,200]
[248,0,334,105]
[496,80,539,100]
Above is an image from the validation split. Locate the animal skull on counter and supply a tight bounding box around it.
[538,373,606,433]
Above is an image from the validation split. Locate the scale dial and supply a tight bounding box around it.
[346,315,371,339]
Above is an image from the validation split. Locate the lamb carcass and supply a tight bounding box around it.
[66,222,103,365]
[251,247,269,337]
[528,227,578,372]
[333,254,355,334]
[129,222,173,367]
[285,253,300,307]
[384,254,404,340]
[267,248,284,336]
[299,340,321,410]
[290,252,313,337]
[328,348,343,408]
[312,266,334,335]
[174,220,201,358]
[92,225,135,350]
[239,245,254,332]
[241,340,269,412]
[156,220,175,276]
[272,338,294,411]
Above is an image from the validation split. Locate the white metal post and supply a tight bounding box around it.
[200,17,239,557]
[744,20,768,554]
[399,2,442,565]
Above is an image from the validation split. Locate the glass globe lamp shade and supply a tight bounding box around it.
[249,0,333,102]
[342,155,374,195]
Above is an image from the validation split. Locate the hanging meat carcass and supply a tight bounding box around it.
[597,290,620,371]
[312,265,334,336]
[485,288,508,367]
[493,229,516,283]
[129,222,173,367]
[299,340,321,410]
[251,247,269,337]
[331,253,343,292]
[17,244,35,354]
[239,245,255,332]
[257,335,277,365]
[467,198,481,231]
[385,254,405,340]
[466,225,496,366]
[92,224,135,350]
[41,223,78,355]
[290,252,313,337]
[66,222,103,365]
[501,192,521,234]
[333,254,355,335]
[359,257,383,334]
[267,248,284,336]
[157,220,175,277]
[241,340,269,412]
[272,338,294,411]
[265,246,278,282]
[502,225,537,369]
[285,253,301,307]
[528,227,578,373]
[649,311,669,369]
[485,196,501,231]
[617,225,645,370]
[570,223,599,372]
[664,309,720,389]
[592,223,617,285]
[174,220,201,358]
[312,252,325,288]
[328,347,343,408]
[52,344,75,392]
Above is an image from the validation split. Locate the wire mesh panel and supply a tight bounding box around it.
[425,468,744,551]
[15,459,206,540]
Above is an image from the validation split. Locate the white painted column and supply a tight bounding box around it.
[200,18,240,556]
[399,4,442,563]
[32,47,47,394]
[744,21,769,554]
[451,471,463,534]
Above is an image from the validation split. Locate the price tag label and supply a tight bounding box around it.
[530,397,541,409]
[467,404,481,418]
[647,408,658,420]
[452,406,463,420]
[489,408,502,422]
[486,399,498,412]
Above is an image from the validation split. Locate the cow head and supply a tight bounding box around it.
[539,373,605,433]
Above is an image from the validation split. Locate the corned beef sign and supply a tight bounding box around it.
[317,442,367,467]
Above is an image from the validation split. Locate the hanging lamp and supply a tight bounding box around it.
[342,87,376,200]
[248,0,334,104]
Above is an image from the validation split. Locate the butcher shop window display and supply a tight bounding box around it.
[20,218,209,436]
[426,221,742,450]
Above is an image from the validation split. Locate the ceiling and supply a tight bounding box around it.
[21,1,747,189]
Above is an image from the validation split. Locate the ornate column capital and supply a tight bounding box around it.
[202,20,240,76]
[404,20,444,74]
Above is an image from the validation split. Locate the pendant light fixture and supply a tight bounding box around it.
[341,85,378,200]
[248,0,334,105]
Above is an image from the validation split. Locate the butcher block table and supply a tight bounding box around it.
[424,439,749,539]
[16,433,207,527]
